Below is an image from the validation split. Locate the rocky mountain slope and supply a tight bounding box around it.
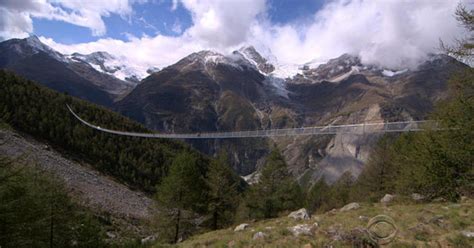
[117,47,467,183]
[0,36,137,106]
[116,49,280,175]
[0,126,155,238]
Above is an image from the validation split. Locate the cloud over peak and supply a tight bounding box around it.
[254,0,465,69]
[2,0,470,74]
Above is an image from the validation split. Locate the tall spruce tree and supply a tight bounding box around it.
[244,148,303,219]
[155,152,207,243]
[206,151,239,230]
[355,135,400,201]
[305,177,330,213]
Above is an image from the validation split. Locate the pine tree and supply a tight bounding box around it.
[155,152,207,243]
[329,171,355,208]
[206,151,239,230]
[244,148,303,219]
[305,177,330,213]
[355,135,400,201]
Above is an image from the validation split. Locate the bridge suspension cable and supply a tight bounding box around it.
[67,105,436,139]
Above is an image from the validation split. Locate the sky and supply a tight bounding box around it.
[0,0,471,72]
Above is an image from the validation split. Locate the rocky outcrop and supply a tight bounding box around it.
[412,193,425,201]
[287,223,317,237]
[288,208,310,220]
[234,223,249,232]
[253,231,267,240]
[461,230,474,238]
[340,202,360,212]
[380,194,396,204]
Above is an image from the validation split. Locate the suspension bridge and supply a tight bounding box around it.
[67,105,437,139]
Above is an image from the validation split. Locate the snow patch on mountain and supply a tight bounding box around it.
[25,36,67,62]
[271,63,301,79]
[329,66,361,82]
[382,69,408,77]
[68,52,146,84]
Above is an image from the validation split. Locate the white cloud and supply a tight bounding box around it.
[181,0,266,48]
[249,0,466,69]
[0,7,33,40]
[4,0,471,74]
[0,0,139,39]
[40,33,204,72]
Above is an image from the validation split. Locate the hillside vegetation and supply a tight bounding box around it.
[0,157,109,247]
[176,198,474,247]
[0,69,206,192]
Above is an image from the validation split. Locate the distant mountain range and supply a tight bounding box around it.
[0,36,468,184]
[0,36,153,106]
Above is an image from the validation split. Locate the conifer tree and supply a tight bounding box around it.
[0,157,107,247]
[305,177,330,213]
[355,135,400,201]
[329,171,355,208]
[206,151,239,230]
[155,152,207,243]
[244,148,303,219]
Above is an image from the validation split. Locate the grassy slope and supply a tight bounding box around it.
[174,198,474,247]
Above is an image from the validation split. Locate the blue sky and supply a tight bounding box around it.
[32,0,325,44]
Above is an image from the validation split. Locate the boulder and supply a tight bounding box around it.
[288,208,310,220]
[287,223,318,237]
[327,224,343,241]
[358,215,369,221]
[106,231,116,239]
[411,193,425,201]
[461,230,474,238]
[340,202,360,212]
[234,223,249,232]
[380,194,395,204]
[252,231,267,240]
[141,235,156,244]
[328,208,338,215]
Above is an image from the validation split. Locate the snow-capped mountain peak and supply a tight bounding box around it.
[234,46,275,74]
[24,35,67,62]
[68,51,146,84]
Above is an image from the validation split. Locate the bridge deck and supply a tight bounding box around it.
[67,105,436,139]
